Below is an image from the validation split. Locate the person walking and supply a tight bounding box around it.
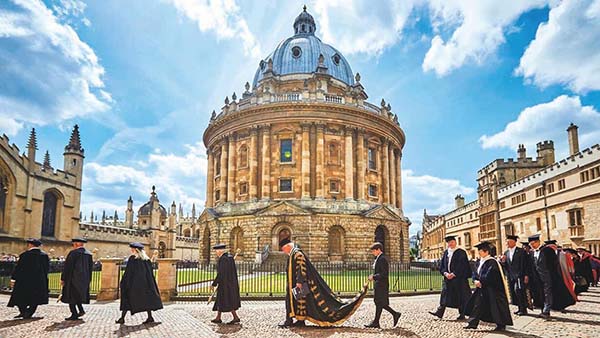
[365,242,401,328]
[210,244,241,325]
[61,237,93,321]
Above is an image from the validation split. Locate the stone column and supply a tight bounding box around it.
[301,123,311,199]
[396,151,403,209]
[389,143,396,207]
[344,128,354,200]
[249,127,258,200]
[227,134,236,202]
[381,139,389,204]
[356,129,365,201]
[219,140,228,203]
[206,149,214,207]
[261,125,271,200]
[315,123,325,198]
[96,258,121,301]
[157,258,179,301]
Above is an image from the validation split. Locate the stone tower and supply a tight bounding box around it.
[125,196,134,228]
[63,125,85,188]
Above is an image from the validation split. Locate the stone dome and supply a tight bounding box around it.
[137,186,167,217]
[252,7,355,88]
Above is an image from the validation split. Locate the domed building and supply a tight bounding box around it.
[199,7,409,263]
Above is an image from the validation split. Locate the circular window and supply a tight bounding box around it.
[292,46,302,58]
[332,54,341,65]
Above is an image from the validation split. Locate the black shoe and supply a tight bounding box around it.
[143,317,155,324]
[78,311,86,317]
[14,313,24,319]
[227,318,240,325]
[278,320,293,328]
[456,315,466,320]
[464,324,478,330]
[211,318,222,324]
[513,310,520,314]
[393,312,401,327]
[364,322,380,328]
[428,311,443,319]
[22,312,33,319]
[539,312,550,320]
[65,316,81,321]
[115,318,125,324]
[516,311,527,316]
[291,320,305,327]
[494,325,506,331]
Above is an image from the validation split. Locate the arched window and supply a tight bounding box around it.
[41,191,58,237]
[328,226,344,256]
[374,225,389,253]
[239,145,248,168]
[183,228,191,237]
[0,179,6,230]
[195,229,200,239]
[328,142,340,165]
[230,227,244,256]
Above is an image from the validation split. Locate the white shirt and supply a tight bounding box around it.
[534,249,540,261]
[507,247,516,262]
[373,253,382,269]
[477,255,494,275]
[446,248,456,273]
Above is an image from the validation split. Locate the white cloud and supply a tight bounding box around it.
[402,169,475,235]
[516,0,600,93]
[0,115,24,136]
[0,0,111,133]
[164,0,261,58]
[479,95,600,158]
[312,0,418,56]
[422,0,549,76]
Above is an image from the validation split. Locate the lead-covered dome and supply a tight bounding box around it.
[252,6,355,88]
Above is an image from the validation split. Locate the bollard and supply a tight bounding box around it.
[96,258,122,301]
[157,258,179,301]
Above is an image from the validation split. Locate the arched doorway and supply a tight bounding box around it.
[202,227,211,264]
[158,241,167,258]
[41,190,59,237]
[328,225,345,261]
[271,223,292,251]
[374,225,389,253]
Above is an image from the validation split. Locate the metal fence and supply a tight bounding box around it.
[175,261,443,298]
[0,260,102,295]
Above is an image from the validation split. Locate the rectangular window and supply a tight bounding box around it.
[368,148,377,170]
[329,180,340,193]
[551,215,556,229]
[558,179,566,190]
[458,237,461,245]
[500,201,506,209]
[536,217,542,232]
[519,222,524,234]
[280,139,293,163]
[239,182,248,195]
[580,171,590,183]
[215,189,221,201]
[279,178,293,192]
[547,183,555,193]
[368,184,378,197]
[535,187,544,198]
[215,154,221,176]
[568,209,583,227]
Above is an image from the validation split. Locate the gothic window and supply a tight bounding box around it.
[41,191,58,237]
[374,225,388,253]
[280,139,292,163]
[230,227,244,256]
[368,148,377,170]
[215,189,221,201]
[328,142,340,165]
[239,145,248,168]
[0,179,6,230]
[328,226,344,256]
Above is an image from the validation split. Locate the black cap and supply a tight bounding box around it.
[370,242,383,251]
[279,238,292,248]
[475,241,492,251]
[506,235,518,241]
[544,240,557,245]
[564,248,577,254]
[576,247,587,251]
[520,241,530,247]
[444,235,456,242]
[212,244,226,250]
[129,242,144,249]
[26,238,42,246]
[528,234,540,242]
[72,237,88,243]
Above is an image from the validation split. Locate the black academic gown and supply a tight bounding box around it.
[120,256,163,314]
[532,246,576,311]
[373,253,390,307]
[285,247,367,326]
[7,248,49,308]
[439,248,472,310]
[465,258,513,326]
[60,247,93,304]
[211,252,240,312]
[502,247,528,307]
[576,255,593,291]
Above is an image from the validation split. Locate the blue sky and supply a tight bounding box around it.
[1,0,600,234]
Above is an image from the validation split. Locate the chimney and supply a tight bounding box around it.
[536,140,555,166]
[517,144,526,160]
[567,123,579,156]
[455,194,465,209]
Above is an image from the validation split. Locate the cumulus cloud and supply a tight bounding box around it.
[422,0,549,76]
[516,0,600,93]
[0,0,111,135]
[402,169,475,234]
[479,95,600,157]
[164,0,261,58]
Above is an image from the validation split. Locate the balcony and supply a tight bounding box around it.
[569,226,585,239]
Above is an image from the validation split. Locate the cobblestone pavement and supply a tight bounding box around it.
[0,288,597,337]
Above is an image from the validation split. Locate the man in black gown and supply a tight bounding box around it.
[61,237,93,321]
[465,241,512,331]
[501,235,529,316]
[365,242,401,328]
[7,238,49,319]
[429,235,472,320]
[210,244,241,325]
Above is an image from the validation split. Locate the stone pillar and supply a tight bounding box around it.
[315,123,325,198]
[301,123,311,199]
[249,127,259,200]
[261,125,271,200]
[389,144,396,207]
[344,128,354,200]
[356,129,365,201]
[157,258,179,301]
[219,140,228,203]
[227,134,236,202]
[206,149,214,207]
[396,151,403,210]
[96,258,121,301]
[381,139,389,204]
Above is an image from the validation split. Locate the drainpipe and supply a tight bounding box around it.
[542,181,551,240]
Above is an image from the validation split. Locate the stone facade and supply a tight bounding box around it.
[420,210,445,260]
[199,9,410,263]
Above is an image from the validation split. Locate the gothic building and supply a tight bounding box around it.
[199,7,410,263]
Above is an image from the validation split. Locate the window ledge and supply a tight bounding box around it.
[280,161,296,165]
